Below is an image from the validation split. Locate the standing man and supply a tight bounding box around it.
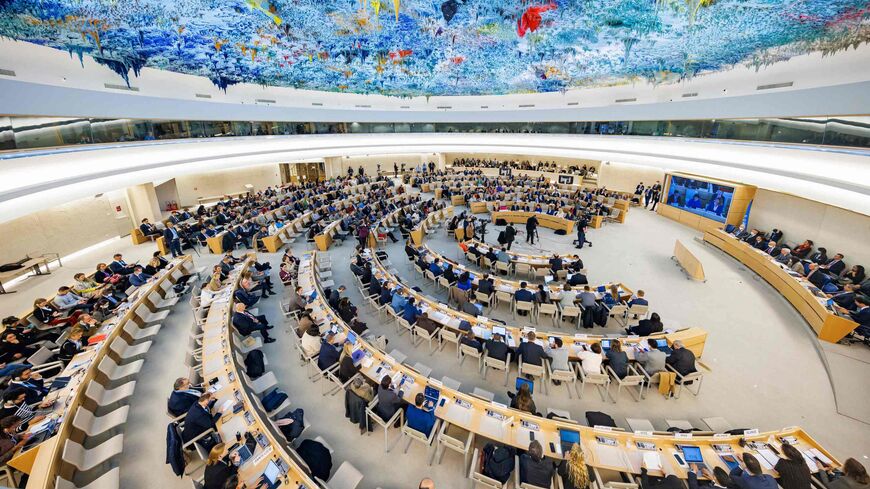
[525,215,539,245]
[504,223,516,251]
[393,162,398,177]
[576,214,590,249]
[163,221,183,258]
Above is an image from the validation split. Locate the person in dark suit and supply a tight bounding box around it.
[837,295,870,327]
[163,222,183,257]
[627,291,648,308]
[821,254,846,276]
[368,276,382,298]
[568,272,588,286]
[221,228,239,251]
[460,331,483,352]
[515,282,535,303]
[379,285,393,306]
[375,376,405,422]
[605,341,629,379]
[525,216,539,244]
[549,255,564,274]
[233,287,259,308]
[231,303,275,343]
[477,274,494,295]
[517,332,548,369]
[139,218,160,237]
[751,236,767,250]
[485,334,509,361]
[520,441,556,488]
[181,393,220,450]
[627,312,663,336]
[316,333,341,371]
[168,377,202,417]
[109,254,134,275]
[328,285,345,310]
[128,266,152,287]
[503,223,517,250]
[806,264,829,289]
[57,327,85,362]
[763,241,779,256]
[665,341,697,376]
[829,284,858,310]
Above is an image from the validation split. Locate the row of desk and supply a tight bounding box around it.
[368,206,706,360]
[199,256,319,488]
[409,206,454,246]
[703,230,858,343]
[298,251,838,481]
[18,256,195,489]
[312,193,410,252]
[463,238,582,270]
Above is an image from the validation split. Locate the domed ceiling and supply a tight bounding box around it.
[0,0,867,96]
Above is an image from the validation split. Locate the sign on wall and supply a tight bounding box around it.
[558,175,574,185]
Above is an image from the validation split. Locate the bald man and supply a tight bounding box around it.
[419,479,435,489]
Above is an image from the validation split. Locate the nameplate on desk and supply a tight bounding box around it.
[249,445,274,467]
[521,420,540,431]
[634,431,653,437]
[674,432,693,439]
[454,399,472,409]
[574,334,588,339]
[743,429,759,436]
[593,425,614,432]
[713,433,731,439]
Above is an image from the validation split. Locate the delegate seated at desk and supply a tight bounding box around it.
[168,377,203,417]
[182,393,220,450]
[635,339,667,375]
[406,393,436,437]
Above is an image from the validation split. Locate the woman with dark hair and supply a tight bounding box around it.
[819,458,869,489]
[840,265,865,286]
[509,382,537,415]
[775,443,812,489]
[337,297,357,323]
[627,312,664,336]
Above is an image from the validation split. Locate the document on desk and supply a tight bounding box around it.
[642,452,663,471]
[219,415,246,441]
[755,448,779,469]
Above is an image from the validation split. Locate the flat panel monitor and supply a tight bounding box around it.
[666,176,735,223]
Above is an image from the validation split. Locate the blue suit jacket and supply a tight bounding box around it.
[515,289,534,303]
[129,272,152,287]
[234,289,258,307]
[231,312,262,336]
[181,403,218,443]
[168,390,200,417]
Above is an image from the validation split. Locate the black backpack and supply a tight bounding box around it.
[482,443,515,483]
[244,350,266,378]
[585,411,617,428]
[593,304,608,327]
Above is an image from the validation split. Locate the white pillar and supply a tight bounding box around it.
[125,183,163,224]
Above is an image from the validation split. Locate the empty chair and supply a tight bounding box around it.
[243,371,278,395]
[72,405,130,443]
[85,380,136,412]
[560,306,581,328]
[413,326,441,353]
[388,349,407,364]
[438,328,460,357]
[134,304,169,325]
[434,422,475,470]
[97,356,144,387]
[55,467,119,489]
[545,408,573,421]
[459,343,483,373]
[702,417,733,433]
[513,300,534,321]
[536,303,559,326]
[440,376,461,391]
[148,290,179,310]
[121,321,161,344]
[624,418,655,433]
[666,419,696,431]
[412,362,433,377]
[109,338,152,363]
[470,387,494,402]
[62,434,124,472]
[317,461,363,489]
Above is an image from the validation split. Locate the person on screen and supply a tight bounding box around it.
[667,190,685,207]
[709,196,727,216]
[686,194,703,209]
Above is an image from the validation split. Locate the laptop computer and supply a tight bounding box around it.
[515,377,534,395]
[559,428,581,454]
[351,347,366,366]
[262,460,283,489]
[681,445,708,469]
[597,285,606,293]
[347,331,358,345]
[233,444,253,465]
[600,339,611,352]
[423,385,440,409]
[492,326,507,338]
[655,339,673,354]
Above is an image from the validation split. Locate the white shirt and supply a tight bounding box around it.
[301,333,321,358]
[577,350,603,375]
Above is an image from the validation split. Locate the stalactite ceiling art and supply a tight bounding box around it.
[1,0,867,95]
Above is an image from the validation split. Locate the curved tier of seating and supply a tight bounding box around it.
[190,256,320,488]
[24,256,195,489]
[299,250,839,486]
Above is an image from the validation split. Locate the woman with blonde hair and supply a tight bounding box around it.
[337,341,359,382]
[559,443,592,489]
[203,442,239,489]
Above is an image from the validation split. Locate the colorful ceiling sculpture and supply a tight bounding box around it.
[0,0,867,96]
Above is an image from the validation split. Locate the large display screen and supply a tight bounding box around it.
[666,176,734,222]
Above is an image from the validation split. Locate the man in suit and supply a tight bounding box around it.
[829,284,859,310]
[109,254,134,275]
[514,282,534,316]
[163,221,183,257]
[477,274,494,295]
[379,284,393,306]
[503,223,516,250]
[140,218,160,237]
[516,332,548,370]
[635,338,666,375]
[665,340,697,376]
[233,287,259,308]
[751,236,766,250]
[774,248,791,265]
[549,255,563,274]
[763,241,779,256]
[181,393,220,450]
[525,215,539,244]
[128,266,152,287]
[231,303,275,343]
[806,264,829,289]
[837,295,870,328]
[484,334,510,362]
[821,253,846,276]
[316,332,341,371]
[168,377,202,417]
[578,286,598,308]
[627,290,648,307]
[328,285,345,310]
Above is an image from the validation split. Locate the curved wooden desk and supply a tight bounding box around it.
[490,211,575,235]
[465,238,583,270]
[314,194,409,251]
[704,230,857,343]
[299,252,835,479]
[198,256,318,488]
[22,256,194,489]
[410,207,454,246]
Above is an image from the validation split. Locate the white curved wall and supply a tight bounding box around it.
[1,133,868,223]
